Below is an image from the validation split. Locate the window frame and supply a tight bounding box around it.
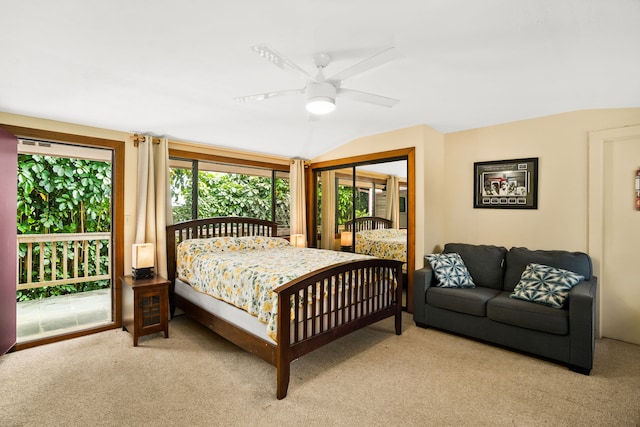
[167,148,290,234]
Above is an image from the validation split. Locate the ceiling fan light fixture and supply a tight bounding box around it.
[306,81,337,115]
[306,97,335,115]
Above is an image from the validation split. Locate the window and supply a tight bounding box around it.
[335,173,384,230]
[169,158,290,235]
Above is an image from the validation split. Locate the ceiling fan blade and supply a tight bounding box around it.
[251,44,310,81]
[337,88,399,108]
[328,47,399,83]
[234,88,305,103]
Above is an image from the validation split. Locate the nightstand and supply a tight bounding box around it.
[121,275,169,346]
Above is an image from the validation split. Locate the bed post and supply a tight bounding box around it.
[276,290,291,399]
[395,264,403,335]
[166,223,177,318]
[276,358,290,400]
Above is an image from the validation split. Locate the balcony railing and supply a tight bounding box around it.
[17,232,111,291]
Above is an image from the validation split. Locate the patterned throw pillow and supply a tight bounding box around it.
[510,263,584,308]
[426,253,475,288]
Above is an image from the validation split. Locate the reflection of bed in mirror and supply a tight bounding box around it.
[345,216,392,232]
[345,217,407,274]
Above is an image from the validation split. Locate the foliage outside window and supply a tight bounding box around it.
[170,159,290,235]
[317,179,372,233]
[17,153,112,301]
[337,184,370,226]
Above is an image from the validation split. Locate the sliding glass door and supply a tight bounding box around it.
[0,123,124,351]
[15,140,115,344]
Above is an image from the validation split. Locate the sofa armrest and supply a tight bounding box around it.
[413,267,435,326]
[568,276,598,372]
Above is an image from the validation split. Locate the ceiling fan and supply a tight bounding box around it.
[235,44,400,115]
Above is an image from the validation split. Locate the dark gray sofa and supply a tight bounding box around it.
[413,243,597,374]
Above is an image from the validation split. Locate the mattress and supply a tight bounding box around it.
[174,277,276,344]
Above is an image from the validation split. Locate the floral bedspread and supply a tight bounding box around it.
[176,236,372,341]
[355,228,407,272]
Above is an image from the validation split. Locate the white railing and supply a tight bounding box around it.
[17,232,111,291]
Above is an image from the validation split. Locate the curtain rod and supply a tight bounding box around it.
[131,133,160,147]
[132,133,304,165]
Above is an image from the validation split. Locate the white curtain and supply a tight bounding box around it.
[134,135,173,278]
[385,175,400,229]
[320,170,336,250]
[289,159,307,240]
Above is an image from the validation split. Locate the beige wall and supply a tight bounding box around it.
[444,109,640,251]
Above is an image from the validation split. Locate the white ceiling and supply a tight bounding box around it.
[2,1,639,160]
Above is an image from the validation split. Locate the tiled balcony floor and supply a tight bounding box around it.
[16,288,112,342]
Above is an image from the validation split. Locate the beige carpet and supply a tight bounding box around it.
[1,312,639,426]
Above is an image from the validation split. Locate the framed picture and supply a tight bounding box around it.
[399,196,406,213]
[474,157,538,209]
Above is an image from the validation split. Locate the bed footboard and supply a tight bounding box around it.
[274,258,403,399]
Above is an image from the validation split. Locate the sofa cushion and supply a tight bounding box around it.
[425,253,475,288]
[503,247,593,292]
[487,292,569,335]
[427,286,501,317]
[510,263,584,308]
[443,243,507,290]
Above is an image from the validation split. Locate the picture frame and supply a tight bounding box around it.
[474,157,538,209]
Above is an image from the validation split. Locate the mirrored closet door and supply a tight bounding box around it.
[310,148,415,311]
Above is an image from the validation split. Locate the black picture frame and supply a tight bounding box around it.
[474,157,538,209]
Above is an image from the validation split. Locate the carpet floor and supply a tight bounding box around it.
[1,312,639,426]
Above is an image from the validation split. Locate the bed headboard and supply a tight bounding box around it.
[165,216,278,283]
[344,216,392,232]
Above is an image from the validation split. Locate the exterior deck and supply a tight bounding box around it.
[16,231,113,343]
[16,289,112,342]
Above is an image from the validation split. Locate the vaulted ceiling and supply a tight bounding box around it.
[2,1,639,159]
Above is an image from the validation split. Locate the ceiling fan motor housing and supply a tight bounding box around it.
[307,81,337,102]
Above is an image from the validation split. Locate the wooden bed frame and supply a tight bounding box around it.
[344,216,392,232]
[166,216,403,399]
